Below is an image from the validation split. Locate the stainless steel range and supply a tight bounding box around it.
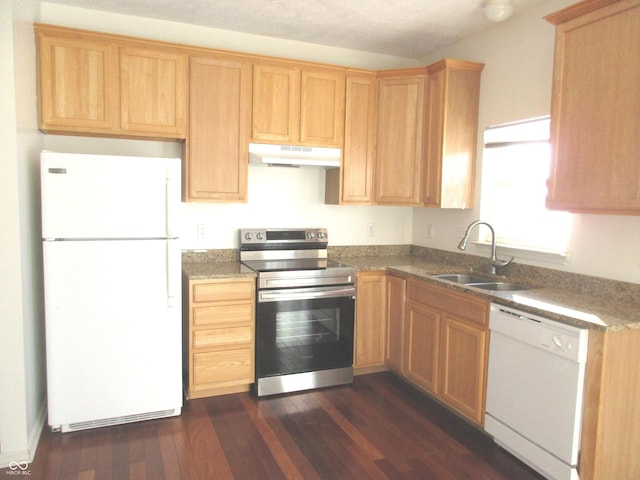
[240,228,356,397]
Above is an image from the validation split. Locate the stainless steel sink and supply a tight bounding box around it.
[466,282,533,291]
[431,274,535,292]
[431,273,493,284]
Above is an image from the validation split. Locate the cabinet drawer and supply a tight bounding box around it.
[192,280,253,303]
[408,280,488,326]
[193,348,253,386]
[193,303,253,327]
[193,326,253,349]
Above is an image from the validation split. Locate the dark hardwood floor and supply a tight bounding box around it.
[6,373,545,479]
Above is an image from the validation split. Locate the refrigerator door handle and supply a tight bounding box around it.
[166,240,177,308]
[165,166,179,238]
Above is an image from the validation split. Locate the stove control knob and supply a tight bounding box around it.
[244,232,253,240]
[256,232,264,240]
[307,231,315,239]
[317,231,326,239]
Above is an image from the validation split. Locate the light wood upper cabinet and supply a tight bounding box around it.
[325,72,377,205]
[423,60,483,209]
[186,55,251,202]
[36,24,188,139]
[300,68,346,147]
[354,271,387,371]
[545,0,640,215]
[37,31,119,133]
[119,46,187,137]
[251,63,300,143]
[251,62,345,147]
[374,70,426,205]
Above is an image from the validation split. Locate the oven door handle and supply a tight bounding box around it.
[258,286,356,303]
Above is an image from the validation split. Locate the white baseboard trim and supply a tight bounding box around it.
[0,401,46,469]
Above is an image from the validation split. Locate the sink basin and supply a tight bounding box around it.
[431,274,535,292]
[466,282,533,292]
[431,273,492,284]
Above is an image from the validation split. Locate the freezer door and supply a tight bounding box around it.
[41,151,181,239]
[43,239,182,429]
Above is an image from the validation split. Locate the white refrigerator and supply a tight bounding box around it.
[41,151,183,433]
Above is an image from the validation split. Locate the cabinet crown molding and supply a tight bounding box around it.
[544,0,635,24]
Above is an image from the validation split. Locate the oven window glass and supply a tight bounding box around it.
[276,308,339,347]
[256,295,354,377]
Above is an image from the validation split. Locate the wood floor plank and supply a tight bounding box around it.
[141,423,166,480]
[12,372,546,480]
[239,393,306,480]
[156,418,184,480]
[160,414,203,480]
[253,396,323,480]
[205,394,284,480]
[92,426,114,480]
[311,390,385,461]
[110,427,130,480]
[181,396,234,479]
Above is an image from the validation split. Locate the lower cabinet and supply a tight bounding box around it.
[185,277,255,399]
[385,274,406,371]
[397,278,489,426]
[354,271,388,373]
[404,298,440,394]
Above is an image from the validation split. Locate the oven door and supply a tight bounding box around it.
[256,285,355,380]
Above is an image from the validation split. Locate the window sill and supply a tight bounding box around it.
[470,241,569,267]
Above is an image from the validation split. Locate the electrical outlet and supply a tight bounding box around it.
[367,223,376,237]
[427,224,435,239]
[197,223,208,240]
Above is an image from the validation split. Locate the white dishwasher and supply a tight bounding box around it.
[485,304,589,480]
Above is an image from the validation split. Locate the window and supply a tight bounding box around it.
[480,116,572,256]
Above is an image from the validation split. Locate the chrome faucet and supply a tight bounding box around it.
[457,220,513,275]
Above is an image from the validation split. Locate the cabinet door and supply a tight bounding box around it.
[339,73,376,204]
[37,33,119,133]
[440,315,487,425]
[354,272,386,368]
[404,301,440,394]
[186,55,251,202]
[546,1,640,214]
[385,275,406,371]
[375,75,425,205]
[251,63,300,143]
[423,60,482,209]
[120,46,187,137]
[299,69,345,147]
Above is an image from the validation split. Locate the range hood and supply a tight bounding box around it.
[248,143,341,167]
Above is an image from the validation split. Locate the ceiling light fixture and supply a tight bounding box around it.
[484,0,514,22]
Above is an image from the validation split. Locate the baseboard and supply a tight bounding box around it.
[0,400,46,469]
[354,364,389,376]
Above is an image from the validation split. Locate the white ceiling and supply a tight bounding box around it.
[43,0,548,59]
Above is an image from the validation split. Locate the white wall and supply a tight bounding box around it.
[38,2,416,249]
[412,0,640,284]
[39,2,420,71]
[0,0,45,467]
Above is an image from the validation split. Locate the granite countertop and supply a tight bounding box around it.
[331,255,639,332]
[182,261,256,280]
[182,248,640,332]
